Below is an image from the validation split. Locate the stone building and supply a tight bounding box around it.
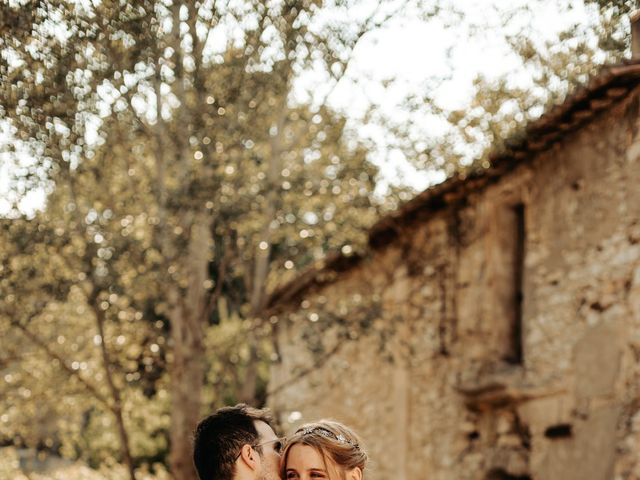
[266,30,640,480]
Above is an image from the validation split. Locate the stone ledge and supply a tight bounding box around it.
[456,369,567,411]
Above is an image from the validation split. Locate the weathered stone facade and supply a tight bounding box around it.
[268,77,640,479]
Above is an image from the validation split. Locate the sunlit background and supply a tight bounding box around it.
[1,0,602,213]
[0,0,633,479]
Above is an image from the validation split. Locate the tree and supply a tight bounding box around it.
[1,1,423,477]
[381,0,631,176]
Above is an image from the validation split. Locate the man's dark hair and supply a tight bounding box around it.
[193,404,274,480]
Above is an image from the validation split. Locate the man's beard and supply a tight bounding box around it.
[257,464,280,480]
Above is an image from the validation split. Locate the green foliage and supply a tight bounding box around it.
[3,0,633,476]
[419,0,633,172]
[0,0,411,477]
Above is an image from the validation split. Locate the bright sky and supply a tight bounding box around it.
[326,0,598,190]
[0,0,599,215]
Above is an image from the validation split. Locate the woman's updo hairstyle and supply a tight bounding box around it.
[280,420,368,479]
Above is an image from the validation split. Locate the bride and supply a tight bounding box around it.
[280,420,368,480]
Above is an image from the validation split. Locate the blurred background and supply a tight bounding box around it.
[0,0,636,479]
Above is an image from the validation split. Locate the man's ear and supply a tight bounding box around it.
[239,445,259,471]
[346,467,363,480]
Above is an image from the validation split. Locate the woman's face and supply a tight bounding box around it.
[284,444,338,480]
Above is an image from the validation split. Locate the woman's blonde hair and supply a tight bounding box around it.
[280,420,368,479]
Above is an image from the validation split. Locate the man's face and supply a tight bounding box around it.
[254,420,281,480]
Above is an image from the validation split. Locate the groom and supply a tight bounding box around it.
[193,404,283,480]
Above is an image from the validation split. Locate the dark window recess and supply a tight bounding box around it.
[511,203,525,365]
[544,424,573,439]
[495,203,526,364]
[486,469,532,480]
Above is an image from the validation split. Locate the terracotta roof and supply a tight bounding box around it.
[266,60,640,312]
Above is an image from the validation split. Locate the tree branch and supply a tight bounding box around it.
[10,319,111,408]
[88,289,136,480]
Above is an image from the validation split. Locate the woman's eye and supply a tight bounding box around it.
[310,473,326,478]
[286,473,298,479]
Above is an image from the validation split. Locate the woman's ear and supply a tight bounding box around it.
[239,445,258,470]
[346,466,363,480]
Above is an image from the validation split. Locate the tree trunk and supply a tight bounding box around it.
[238,330,260,404]
[240,103,288,406]
[168,219,212,480]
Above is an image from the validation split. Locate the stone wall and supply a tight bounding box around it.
[269,90,640,480]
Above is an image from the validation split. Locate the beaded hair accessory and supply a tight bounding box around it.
[296,426,360,449]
